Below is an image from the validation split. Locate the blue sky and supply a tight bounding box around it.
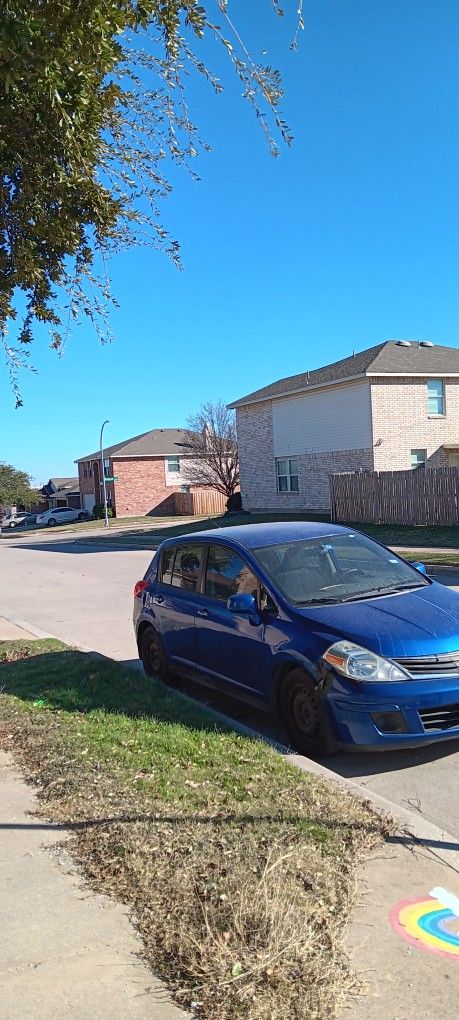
[3,0,459,484]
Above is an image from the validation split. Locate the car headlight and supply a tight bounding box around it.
[323,641,409,682]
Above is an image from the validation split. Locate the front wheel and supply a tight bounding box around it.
[77,512,87,521]
[140,625,168,680]
[280,668,337,758]
[47,518,57,527]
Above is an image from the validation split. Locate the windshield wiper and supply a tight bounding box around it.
[296,595,347,606]
[296,581,427,607]
[339,582,427,602]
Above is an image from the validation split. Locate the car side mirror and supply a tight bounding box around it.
[411,561,427,574]
[227,593,257,614]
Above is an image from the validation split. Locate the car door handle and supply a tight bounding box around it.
[197,608,209,618]
[153,594,164,605]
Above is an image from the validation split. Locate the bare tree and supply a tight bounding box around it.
[184,401,239,498]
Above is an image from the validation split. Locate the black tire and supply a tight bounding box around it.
[140,625,168,680]
[77,512,87,521]
[280,668,337,758]
[9,521,17,529]
[47,518,57,527]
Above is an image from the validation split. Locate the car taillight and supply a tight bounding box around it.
[133,580,148,599]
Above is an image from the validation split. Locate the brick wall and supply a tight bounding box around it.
[78,463,96,506]
[370,376,459,471]
[111,458,174,516]
[236,401,374,510]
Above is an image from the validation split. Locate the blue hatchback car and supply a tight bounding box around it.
[133,522,459,756]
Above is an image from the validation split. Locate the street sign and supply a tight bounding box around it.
[104,476,118,482]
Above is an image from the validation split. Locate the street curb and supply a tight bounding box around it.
[2,613,458,873]
[0,613,58,642]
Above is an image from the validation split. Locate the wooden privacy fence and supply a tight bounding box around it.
[174,489,228,516]
[330,468,459,526]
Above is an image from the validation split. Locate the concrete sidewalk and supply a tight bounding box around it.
[343,835,459,1018]
[0,752,188,1020]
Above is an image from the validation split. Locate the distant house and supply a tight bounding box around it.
[41,477,81,509]
[228,340,459,511]
[75,428,216,517]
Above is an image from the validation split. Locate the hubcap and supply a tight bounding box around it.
[291,684,320,737]
[147,636,163,674]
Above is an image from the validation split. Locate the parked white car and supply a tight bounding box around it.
[35,507,90,527]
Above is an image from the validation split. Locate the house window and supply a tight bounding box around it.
[276,458,299,492]
[167,456,180,473]
[103,458,110,477]
[88,462,93,478]
[83,464,87,478]
[411,449,427,469]
[427,379,445,415]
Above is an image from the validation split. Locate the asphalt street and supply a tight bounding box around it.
[1,530,459,839]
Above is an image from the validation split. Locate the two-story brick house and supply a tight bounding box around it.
[229,340,459,511]
[76,428,212,517]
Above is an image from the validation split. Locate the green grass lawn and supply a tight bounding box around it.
[6,506,456,562]
[74,511,459,562]
[0,639,383,1020]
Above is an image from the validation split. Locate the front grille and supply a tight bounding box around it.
[394,652,459,678]
[419,703,459,732]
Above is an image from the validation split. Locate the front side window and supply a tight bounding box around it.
[171,544,204,592]
[254,533,429,607]
[427,379,445,415]
[204,545,258,602]
[411,449,427,469]
[167,456,180,473]
[276,458,299,493]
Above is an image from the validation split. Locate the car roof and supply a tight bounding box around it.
[160,520,353,550]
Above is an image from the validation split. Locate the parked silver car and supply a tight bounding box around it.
[1,512,37,529]
[35,507,90,527]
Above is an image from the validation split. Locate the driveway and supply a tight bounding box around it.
[1,533,459,838]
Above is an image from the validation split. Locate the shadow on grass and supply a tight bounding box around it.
[0,816,456,853]
[0,648,231,734]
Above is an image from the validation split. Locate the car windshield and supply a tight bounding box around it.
[253,533,429,607]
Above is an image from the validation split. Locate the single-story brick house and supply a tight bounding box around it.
[228,340,459,511]
[41,477,81,509]
[76,428,216,517]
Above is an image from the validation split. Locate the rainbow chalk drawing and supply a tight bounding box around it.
[390,886,459,960]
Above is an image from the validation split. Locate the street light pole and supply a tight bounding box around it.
[100,419,110,529]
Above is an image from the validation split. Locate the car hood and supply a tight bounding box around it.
[295,581,459,658]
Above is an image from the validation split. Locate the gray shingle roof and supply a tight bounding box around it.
[42,477,79,496]
[228,341,459,407]
[75,428,195,463]
[51,477,79,490]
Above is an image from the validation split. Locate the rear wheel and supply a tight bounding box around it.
[47,518,57,527]
[140,625,168,680]
[280,668,337,758]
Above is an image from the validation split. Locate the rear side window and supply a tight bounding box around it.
[204,545,258,602]
[171,544,204,592]
[160,546,176,584]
